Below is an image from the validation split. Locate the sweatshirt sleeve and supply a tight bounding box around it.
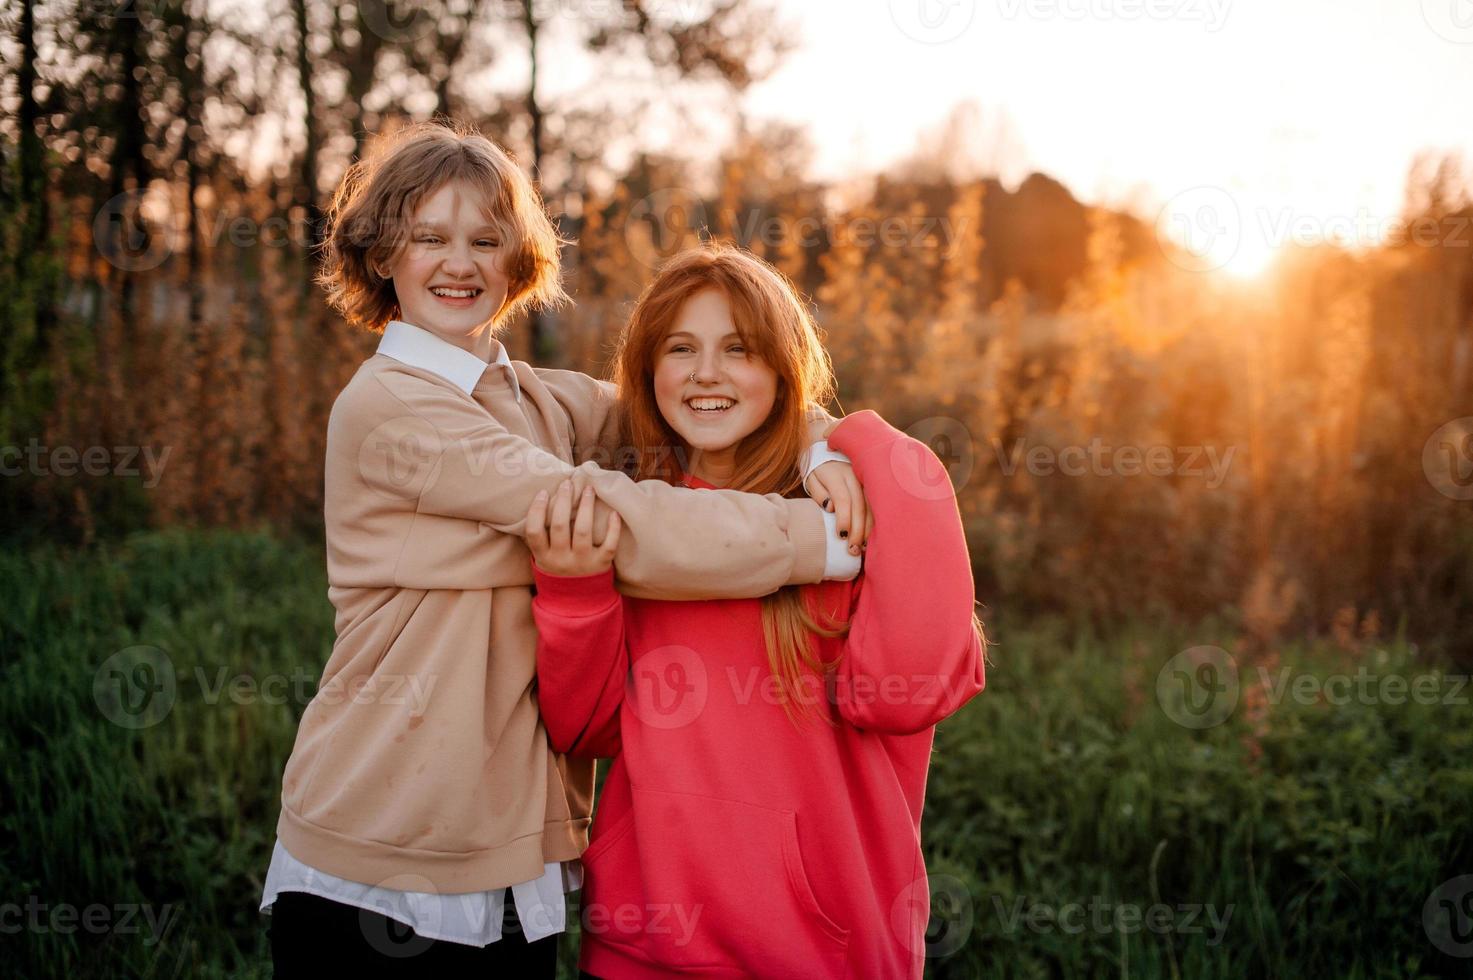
[363,373,828,597]
[531,564,626,758]
[532,368,622,465]
[826,411,986,734]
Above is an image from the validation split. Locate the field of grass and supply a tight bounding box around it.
[1,529,1469,978]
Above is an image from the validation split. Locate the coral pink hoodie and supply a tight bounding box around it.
[532,410,986,978]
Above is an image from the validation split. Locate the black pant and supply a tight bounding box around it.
[269,890,558,977]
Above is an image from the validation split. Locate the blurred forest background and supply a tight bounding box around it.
[5,0,1472,651]
[3,0,1473,977]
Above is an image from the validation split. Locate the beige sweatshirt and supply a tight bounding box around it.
[275,320,833,895]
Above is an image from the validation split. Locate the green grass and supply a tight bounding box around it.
[926,619,1473,979]
[1,530,1469,978]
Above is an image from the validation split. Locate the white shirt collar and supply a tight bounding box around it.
[376,319,520,401]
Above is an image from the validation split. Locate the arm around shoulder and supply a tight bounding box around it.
[825,410,986,733]
[533,368,622,465]
[362,369,830,598]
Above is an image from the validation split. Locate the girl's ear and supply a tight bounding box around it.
[368,249,392,280]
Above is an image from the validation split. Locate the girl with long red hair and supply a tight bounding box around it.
[525,242,987,978]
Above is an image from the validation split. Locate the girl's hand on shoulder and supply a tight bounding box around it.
[525,480,621,577]
[805,460,873,556]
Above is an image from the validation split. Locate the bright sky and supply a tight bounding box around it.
[739,0,1473,274]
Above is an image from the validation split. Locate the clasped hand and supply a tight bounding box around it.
[525,480,621,577]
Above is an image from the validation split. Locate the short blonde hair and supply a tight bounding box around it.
[317,121,568,331]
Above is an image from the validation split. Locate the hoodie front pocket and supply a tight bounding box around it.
[580,788,850,977]
[580,807,635,868]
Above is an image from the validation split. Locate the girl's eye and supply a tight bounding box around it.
[669,345,693,354]
[418,236,441,245]
[728,346,746,354]
[476,240,499,248]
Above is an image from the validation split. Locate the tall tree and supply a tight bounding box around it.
[293,0,322,240]
[503,0,795,355]
[16,0,47,256]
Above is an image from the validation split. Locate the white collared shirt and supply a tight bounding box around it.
[260,841,582,947]
[376,319,522,401]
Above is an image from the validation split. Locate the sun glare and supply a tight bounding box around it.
[1154,187,1285,282]
[1220,238,1280,280]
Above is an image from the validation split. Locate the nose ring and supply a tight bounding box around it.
[689,372,697,383]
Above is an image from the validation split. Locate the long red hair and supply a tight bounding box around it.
[613,243,848,720]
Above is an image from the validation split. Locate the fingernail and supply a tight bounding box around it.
[821,498,830,509]
[839,530,848,538]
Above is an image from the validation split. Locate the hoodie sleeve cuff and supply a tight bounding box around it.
[530,563,620,616]
[825,410,901,458]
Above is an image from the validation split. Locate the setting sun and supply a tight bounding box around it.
[1220,237,1281,280]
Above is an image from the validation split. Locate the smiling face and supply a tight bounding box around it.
[653,288,779,482]
[382,180,511,351]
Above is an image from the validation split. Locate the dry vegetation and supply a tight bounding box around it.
[12,134,1471,659]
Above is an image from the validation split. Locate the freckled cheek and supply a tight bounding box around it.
[652,369,684,414]
[396,254,427,282]
[480,259,510,291]
[735,367,779,414]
